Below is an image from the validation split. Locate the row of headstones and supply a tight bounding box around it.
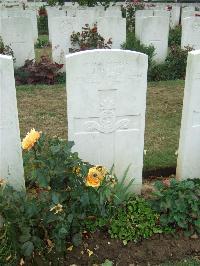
[135,10,200,63]
[0,49,199,192]
[1,4,200,67]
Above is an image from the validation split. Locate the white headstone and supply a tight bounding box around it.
[46,6,66,42]
[181,17,200,50]
[6,9,38,43]
[170,5,181,28]
[66,49,148,193]
[140,16,169,63]
[52,16,76,65]
[135,10,153,40]
[0,55,25,190]
[104,6,121,17]
[97,17,126,49]
[176,50,200,180]
[0,17,35,67]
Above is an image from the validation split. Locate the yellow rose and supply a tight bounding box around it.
[22,128,41,151]
[50,203,63,214]
[85,166,108,188]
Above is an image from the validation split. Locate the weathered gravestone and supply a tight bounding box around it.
[0,17,35,67]
[97,17,126,49]
[66,50,148,193]
[135,10,153,40]
[46,6,66,42]
[52,16,76,66]
[140,16,169,63]
[181,17,200,50]
[7,9,38,42]
[176,50,200,180]
[0,55,24,190]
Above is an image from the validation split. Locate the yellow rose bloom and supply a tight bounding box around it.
[0,178,6,187]
[50,203,63,214]
[85,165,108,188]
[22,128,41,151]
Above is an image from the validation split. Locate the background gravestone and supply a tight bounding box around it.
[140,16,169,63]
[52,16,76,66]
[135,10,153,40]
[66,50,148,193]
[181,17,200,50]
[0,17,35,67]
[176,50,200,180]
[0,55,24,190]
[97,17,126,49]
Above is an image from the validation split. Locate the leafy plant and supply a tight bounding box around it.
[121,0,144,32]
[0,131,134,263]
[15,55,63,85]
[0,36,15,61]
[122,31,155,67]
[148,45,193,81]
[37,16,48,35]
[70,23,112,53]
[35,38,50,49]
[168,25,182,47]
[150,179,200,235]
[109,196,162,243]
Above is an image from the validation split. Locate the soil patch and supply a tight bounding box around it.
[64,231,200,266]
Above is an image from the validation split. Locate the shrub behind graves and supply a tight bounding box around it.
[148,45,193,81]
[168,25,182,47]
[37,6,48,35]
[150,179,200,235]
[69,24,112,53]
[122,32,155,68]
[15,55,63,85]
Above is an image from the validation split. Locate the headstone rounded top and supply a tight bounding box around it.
[65,49,148,60]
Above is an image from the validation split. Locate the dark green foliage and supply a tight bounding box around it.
[150,179,200,235]
[109,197,162,243]
[149,46,193,81]
[168,25,182,47]
[121,32,155,67]
[0,134,133,263]
[37,15,48,35]
[121,2,144,32]
[35,38,50,49]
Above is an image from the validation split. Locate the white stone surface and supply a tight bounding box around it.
[176,50,200,180]
[97,17,126,49]
[154,9,170,18]
[135,9,153,40]
[0,17,35,67]
[46,6,66,42]
[170,5,181,28]
[0,55,24,190]
[181,17,200,50]
[66,49,148,193]
[6,9,38,42]
[104,6,122,17]
[52,16,76,65]
[140,16,169,63]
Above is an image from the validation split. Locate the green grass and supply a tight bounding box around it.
[16,80,184,172]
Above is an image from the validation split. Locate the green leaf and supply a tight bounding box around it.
[72,233,82,247]
[21,241,34,257]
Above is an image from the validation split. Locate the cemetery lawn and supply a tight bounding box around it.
[16,79,184,175]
